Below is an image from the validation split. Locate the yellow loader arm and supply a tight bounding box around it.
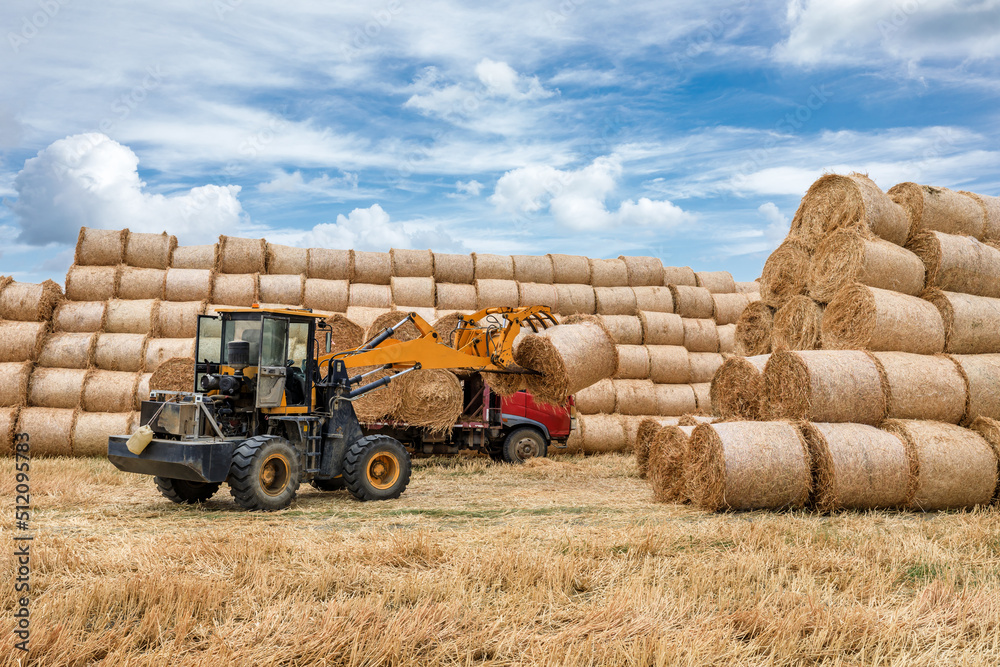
[317,306,557,374]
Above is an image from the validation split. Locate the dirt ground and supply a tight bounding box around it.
[3,453,1000,666]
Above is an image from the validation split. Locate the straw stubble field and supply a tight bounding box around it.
[3,454,1000,666]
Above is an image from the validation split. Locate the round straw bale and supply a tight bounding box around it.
[149,358,194,393]
[365,310,421,342]
[576,414,627,453]
[75,227,126,266]
[653,383,698,417]
[16,407,76,457]
[94,333,148,373]
[0,406,20,454]
[28,368,88,409]
[692,383,712,413]
[265,243,308,275]
[889,182,987,240]
[961,192,1000,240]
[759,239,810,308]
[0,321,48,363]
[950,354,1000,424]
[164,268,213,302]
[157,300,205,338]
[473,253,514,280]
[66,265,120,302]
[72,411,135,457]
[516,321,618,404]
[0,280,62,322]
[548,254,591,284]
[717,324,736,354]
[512,255,553,284]
[323,314,365,355]
[809,230,925,302]
[125,231,176,270]
[682,318,719,353]
[482,371,525,398]
[735,302,774,356]
[0,362,32,407]
[925,289,1000,354]
[710,354,770,420]
[212,273,258,307]
[53,301,106,333]
[736,281,760,294]
[554,284,596,316]
[307,248,353,281]
[613,345,651,380]
[648,345,690,384]
[351,367,400,422]
[37,332,96,369]
[517,282,559,310]
[688,353,724,384]
[632,286,673,313]
[137,373,152,401]
[353,251,392,285]
[597,315,643,345]
[83,370,140,413]
[171,244,218,270]
[650,424,697,503]
[431,312,466,345]
[391,276,435,308]
[765,349,887,424]
[105,299,159,335]
[640,311,684,346]
[662,266,697,286]
[344,307,384,333]
[635,418,664,477]
[145,339,196,372]
[390,248,433,278]
[797,173,909,247]
[619,256,663,287]
[872,351,966,423]
[771,296,823,351]
[116,267,166,301]
[594,287,637,316]
[259,274,304,306]
[668,285,714,319]
[218,235,265,274]
[711,292,750,326]
[908,231,1000,298]
[302,279,348,313]
[574,379,616,414]
[882,419,996,510]
[435,283,477,311]
[968,417,1000,503]
[695,271,736,294]
[589,258,629,287]
[431,253,473,284]
[388,369,462,433]
[475,279,519,309]
[688,421,811,511]
[350,283,392,309]
[823,284,944,353]
[800,422,911,511]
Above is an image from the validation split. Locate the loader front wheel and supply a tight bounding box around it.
[343,436,411,501]
[228,436,300,511]
[155,477,221,504]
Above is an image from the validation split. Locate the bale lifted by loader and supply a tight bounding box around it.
[108,305,557,510]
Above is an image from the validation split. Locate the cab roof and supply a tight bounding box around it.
[212,305,327,319]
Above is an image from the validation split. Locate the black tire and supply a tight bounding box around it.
[502,427,548,464]
[343,435,411,501]
[228,435,301,511]
[310,477,346,491]
[154,477,221,504]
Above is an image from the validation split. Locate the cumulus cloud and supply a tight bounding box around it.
[10,133,244,246]
[489,155,693,231]
[295,203,463,253]
[257,169,365,199]
[758,202,790,247]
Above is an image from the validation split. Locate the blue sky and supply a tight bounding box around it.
[1,0,998,284]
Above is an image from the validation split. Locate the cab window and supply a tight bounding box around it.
[261,317,288,367]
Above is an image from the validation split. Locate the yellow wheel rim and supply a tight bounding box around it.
[367,452,400,490]
[259,453,290,496]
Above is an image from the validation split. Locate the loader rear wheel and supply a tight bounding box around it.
[343,435,411,501]
[155,477,221,504]
[310,477,346,491]
[502,427,547,464]
[228,435,300,511]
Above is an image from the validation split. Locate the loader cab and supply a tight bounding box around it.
[194,307,322,413]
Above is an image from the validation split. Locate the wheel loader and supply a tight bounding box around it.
[107,305,558,510]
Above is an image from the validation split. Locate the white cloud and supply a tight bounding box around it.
[448,179,483,198]
[758,202,790,246]
[490,155,693,231]
[9,133,245,246]
[474,59,552,100]
[257,169,367,200]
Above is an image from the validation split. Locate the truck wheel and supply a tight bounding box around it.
[502,427,547,464]
[343,435,411,501]
[310,477,346,491]
[228,435,300,511]
[154,477,221,504]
